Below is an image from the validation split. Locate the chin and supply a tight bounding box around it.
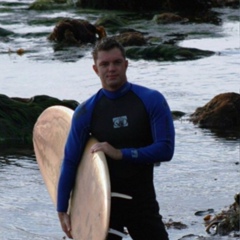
[107,83,121,91]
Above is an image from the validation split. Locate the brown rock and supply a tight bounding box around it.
[190,92,240,129]
[113,31,147,47]
[48,18,106,45]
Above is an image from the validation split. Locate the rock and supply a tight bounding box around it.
[165,219,188,230]
[171,111,186,120]
[163,0,211,13]
[76,0,163,11]
[211,0,239,8]
[29,0,57,10]
[113,31,147,47]
[125,44,214,61]
[190,92,240,129]
[48,18,106,45]
[76,0,212,12]
[0,27,14,37]
[205,193,240,235]
[0,94,78,146]
[95,15,126,29]
[28,0,72,10]
[152,13,188,24]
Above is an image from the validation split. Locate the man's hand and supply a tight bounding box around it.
[58,212,73,239]
[90,142,122,160]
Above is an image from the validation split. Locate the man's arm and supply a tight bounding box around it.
[121,90,175,164]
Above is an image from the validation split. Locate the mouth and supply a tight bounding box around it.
[107,75,118,80]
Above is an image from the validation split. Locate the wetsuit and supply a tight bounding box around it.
[57,82,175,240]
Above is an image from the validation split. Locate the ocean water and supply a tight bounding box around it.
[0,1,239,239]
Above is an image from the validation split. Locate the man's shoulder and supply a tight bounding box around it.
[130,83,162,99]
[74,90,103,117]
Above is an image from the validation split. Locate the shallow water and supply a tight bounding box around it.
[0,1,240,239]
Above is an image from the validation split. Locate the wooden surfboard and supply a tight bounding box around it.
[33,105,111,240]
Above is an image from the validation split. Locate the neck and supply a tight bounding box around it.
[102,82,131,99]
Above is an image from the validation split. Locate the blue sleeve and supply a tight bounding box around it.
[57,102,91,212]
[121,87,175,164]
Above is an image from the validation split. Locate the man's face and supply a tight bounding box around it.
[93,47,128,92]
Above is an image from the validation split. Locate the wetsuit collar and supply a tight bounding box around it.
[102,82,131,99]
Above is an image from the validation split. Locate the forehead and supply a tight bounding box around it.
[96,48,124,62]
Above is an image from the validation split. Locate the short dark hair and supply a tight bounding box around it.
[92,37,126,62]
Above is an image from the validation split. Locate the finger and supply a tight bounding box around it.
[90,147,97,153]
[65,230,73,239]
[62,226,72,239]
[65,217,72,232]
[90,144,98,153]
[91,146,101,153]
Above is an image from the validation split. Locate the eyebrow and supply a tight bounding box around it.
[99,57,124,64]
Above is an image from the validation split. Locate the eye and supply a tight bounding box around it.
[100,62,109,67]
[114,60,122,65]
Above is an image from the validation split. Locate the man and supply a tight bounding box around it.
[57,37,175,240]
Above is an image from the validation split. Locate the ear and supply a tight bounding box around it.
[125,59,128,69]
[92,64,99,75]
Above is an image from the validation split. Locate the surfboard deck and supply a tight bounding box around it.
[33,105,111,240]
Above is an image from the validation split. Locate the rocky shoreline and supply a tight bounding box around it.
[0,94,78,147]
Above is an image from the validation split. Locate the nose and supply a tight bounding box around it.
[108,62,116,71]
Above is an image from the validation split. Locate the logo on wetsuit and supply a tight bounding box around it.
[112,116,128,128]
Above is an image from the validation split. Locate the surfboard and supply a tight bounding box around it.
[33,105,111,240]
